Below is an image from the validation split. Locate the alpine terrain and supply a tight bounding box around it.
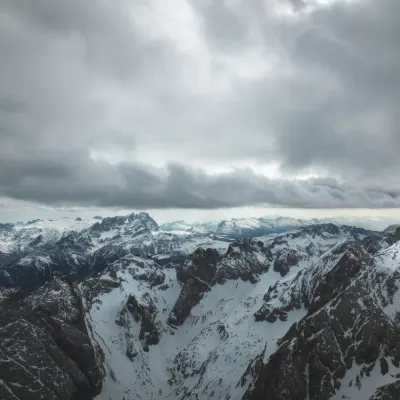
[2,213,400,400]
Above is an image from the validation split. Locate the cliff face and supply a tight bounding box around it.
[0,274,104,400]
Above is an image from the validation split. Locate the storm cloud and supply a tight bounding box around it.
[1,0,400,209]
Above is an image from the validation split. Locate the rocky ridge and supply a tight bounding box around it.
[0,212,229,292]
[0,274,104,399]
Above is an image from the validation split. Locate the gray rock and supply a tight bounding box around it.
[126,293,161,351]
[0,275,104,400]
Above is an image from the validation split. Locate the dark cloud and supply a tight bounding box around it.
[1,153,400,208]
[0,0,399,209]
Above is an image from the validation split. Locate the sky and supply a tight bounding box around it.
[1,0,400,223]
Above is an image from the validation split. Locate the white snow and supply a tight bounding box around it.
[375,241,400,271]
[332,358,400,400]
[85,261,305,400]
[85,265,181,400]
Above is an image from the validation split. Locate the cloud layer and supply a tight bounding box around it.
[1,0,400,209]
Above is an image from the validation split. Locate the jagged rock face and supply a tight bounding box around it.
[254,243,371,322]
[305,243,371,314]
[176,247,220,285]
[0,251,9,264]
[273,248,300,276]
[284,223,372,241]
[245,241,400,400]
[169,248,220,326]
[90,212,159,234]
[383,225,400,243]
[0,228,93,291]
[370,381,400,400]
[169,239,274,327]
[247,285,399,400]
[361,225,400,256]
[125,293,161,351]
[83,275,121,309]
[216,238,273,283]
[168,278,209,327]
[135,268,166,287]
[169,233,376,330]
[0,245,89,292]
[0,275,104,400]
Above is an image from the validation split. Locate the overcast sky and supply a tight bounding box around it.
[1,0,400,222]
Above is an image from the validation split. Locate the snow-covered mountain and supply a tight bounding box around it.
[158,220,220,235]
[0,213,230,291]
[160,216,307,237]
[3,213,400,399]
[160,215,395,238]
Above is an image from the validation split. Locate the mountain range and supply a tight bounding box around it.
[160,215,393,237]
[2,213,400,399]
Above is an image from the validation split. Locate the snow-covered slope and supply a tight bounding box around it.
[161,215,393,238]
[0,217,93,252]
[0,274,104,399]
[243,231,400,400]
[81,246,305,400]
[158,220,220,235]
[214,216,305,237]
[160,216,307,238]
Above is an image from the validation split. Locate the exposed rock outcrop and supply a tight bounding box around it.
[125,293,161,351]
[0,274,104,400]
[245,241,400,400]
[169,248,220,326]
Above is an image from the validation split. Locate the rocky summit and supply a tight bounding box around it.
[2,214,400,399]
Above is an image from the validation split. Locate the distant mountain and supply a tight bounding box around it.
[159,219,220,234]
[214,216,306,237]
[160,216,306,237]
[161,215,391,238]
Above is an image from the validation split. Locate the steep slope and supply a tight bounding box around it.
[81,258,179,399]
[0,217,93,253]
[243,240,400,400]
[80,249,303,400]
[0,274,104,400]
